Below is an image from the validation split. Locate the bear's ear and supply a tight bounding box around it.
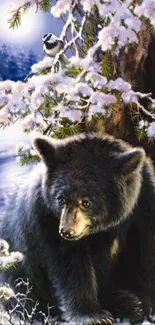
[112,148,145,176]
[33,137,56,167]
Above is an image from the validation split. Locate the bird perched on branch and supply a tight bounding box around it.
[42,33,69,70]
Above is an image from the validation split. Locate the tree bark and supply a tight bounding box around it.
[98,22,155,162]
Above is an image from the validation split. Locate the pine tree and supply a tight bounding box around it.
[0,45,37,81]
[17,49,37,80]
[0,44,10,80]
[8,55,20,81]
[16,49,29,80]
[26,49,37,68]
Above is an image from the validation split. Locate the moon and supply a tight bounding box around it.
[0,1,44,44]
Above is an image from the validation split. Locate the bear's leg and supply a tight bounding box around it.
[59,311,114,325]
[106,290,144,323]
[136,229,155,317]
[50,250,115,325]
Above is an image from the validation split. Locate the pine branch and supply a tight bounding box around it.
[22,2,31,12]
[8,2,31,29]
[8,11,21,29]
[65,66,82,77]
[101,55,113,79]
[19,155,39,166]
[0,261,21,272]
[135,126,146,141]
[55,123,81,139]
[39,0,52,11]
[0,240,23,273]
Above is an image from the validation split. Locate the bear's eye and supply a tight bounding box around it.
[82,200,91,209]
[58,196,67,206]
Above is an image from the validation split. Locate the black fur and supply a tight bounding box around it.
[1,133,155,324]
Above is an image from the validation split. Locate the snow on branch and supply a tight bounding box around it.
[0,0,155,141]
[0,239,23,271]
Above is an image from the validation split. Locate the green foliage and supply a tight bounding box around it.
[127,79,137,89]
[73,19,81,33]
[128,42,138,50]
[8,11,21,29]
[136,125,155,144]
[19,155,39,166]
[39,0,52,11]
[39,67,51,75]
[23,2,32,12]
[147,136,155,144]
[85,20,96,36]
[0,261,20,272]
[8,2,31,29]
[101,55,113,79]
[147,20,155,36]
[84,19,96,48]
[42,94,60,116]
[55,123,81,139]
[65,66,82,77]
[135,126,146,141]
[42,96,54,116]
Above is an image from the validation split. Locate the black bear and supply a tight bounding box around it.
[1,133,155,324]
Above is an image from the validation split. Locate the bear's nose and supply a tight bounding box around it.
[60,227,75,239]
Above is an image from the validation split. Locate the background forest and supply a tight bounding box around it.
[0,45,38,82]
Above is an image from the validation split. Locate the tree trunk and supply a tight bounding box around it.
[97,22,155,162]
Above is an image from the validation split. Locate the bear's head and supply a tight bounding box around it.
[34,133,145,241]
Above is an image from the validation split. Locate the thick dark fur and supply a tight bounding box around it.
[1,133,155,324]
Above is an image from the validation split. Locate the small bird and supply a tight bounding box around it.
[42,33,69,69]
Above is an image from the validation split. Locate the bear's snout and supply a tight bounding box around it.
[59,206,91,240]
[60,227,76,240]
